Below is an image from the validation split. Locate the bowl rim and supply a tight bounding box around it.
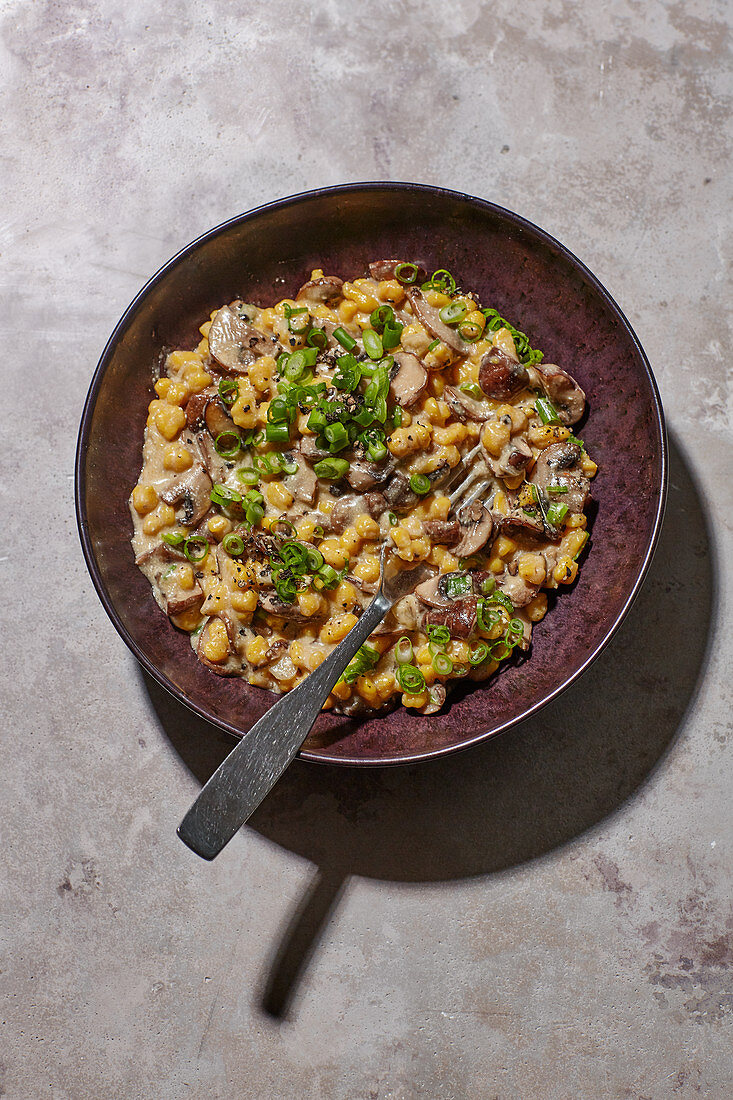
[75,180,668,766]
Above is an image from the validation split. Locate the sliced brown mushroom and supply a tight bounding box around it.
[453,501,494,558]
[383,472,420,512]
[159,463,213,527]
[422,683,447,715]
[496,572,540,609]
[185,389,214,431]
[258,590,327,622]
[492,510,545,539]
[208,303,277,371]
[444,385,494,423]
[389,351,428,407]
[329,491,386,533]
[530,440,590,514]
[298,435,330,464]
[368,259,427,282]
[414,571,474,608]
[407,289,472,355]
[296,275,344,303]
[485,436,533,480]
[530,363,586,425]
[423,519,460,545]
[204,396,234,438]
[478,346,529,400]
[344,457,394,492]
[423,597,479,638]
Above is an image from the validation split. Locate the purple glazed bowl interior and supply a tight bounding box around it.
[76,183,666,765]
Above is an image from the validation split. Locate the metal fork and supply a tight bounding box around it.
[178,543,431,860]
[446,442,494,510]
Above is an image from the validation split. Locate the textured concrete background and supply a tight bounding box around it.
[1,1,731,1097]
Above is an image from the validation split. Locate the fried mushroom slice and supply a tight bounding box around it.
[296,275,344,303]
[389,351,428,407]
[530,440,590,515]
[208,303,278,371]
[454,502,494,558]
[478,345,529,401]
[444,385,494,423]
[407,289,473,355]
[159,463,213,527]
[529,362,586,425]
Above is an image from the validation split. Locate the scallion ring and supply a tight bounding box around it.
[469,641,490,666]
[438,301,468,325]
[218,378,238,406]
[409,473,431,495]
[395,637,414,665]
[362,329,383,360]
[396,663,426,694]
[210,484,243,508]
[222,533,245,557]
[394,262,419,285]
[432,652,453,676]
[214,431,242,459]
[183,535,208,564]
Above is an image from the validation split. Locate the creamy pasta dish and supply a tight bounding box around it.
[130,260,597,716]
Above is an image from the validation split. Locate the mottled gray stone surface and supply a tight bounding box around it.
[1,1,731,1097]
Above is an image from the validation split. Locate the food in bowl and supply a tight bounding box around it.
[130,260,597,716]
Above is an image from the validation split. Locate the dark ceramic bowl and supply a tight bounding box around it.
[76,183,666,765]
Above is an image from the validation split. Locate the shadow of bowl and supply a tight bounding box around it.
[148,431,713,883]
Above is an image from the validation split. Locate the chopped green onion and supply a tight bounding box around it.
[480,576,496,596]
[341,643,380,683]
[442,573,471,599]
[306,328,328,350]
[409,473,431,495]
[315,563,340,589]
[469,641,490,665]
[476,598,500,633]
[313,525,325,539]
[162,531,186,548]
[213,431,242,459]
[324,422,349,452]
[313,457,350,480]
[333,354,362,393]
[183,535,209,563]
[423,269,456,295]
[307,407,328,434]
[265,422,290,444]
[274,574,297,604]
[267,397,290,423]
[210,484,243,508]
[305,547,324,572]
[333,326,356,351]
[285,305,309,334]
[439,301,468,325]
[427,338,441,352]
[392,407,403,428]
[490,639,512,661]
[460,382,484,400]
[394,262,419,285]
[457,320,482,342]
[370,304,394,332]
[395,637,414,664]
[547,484,569,495]
[362,329,383,360]
[546,502,569,527]
[432,651,453,676]
[452,662,470,678]
[222,533,245,557]
[535,396,561,425]
[237,467,260,487]
[396,663,426,694]
[508,618,524,636]
[381,321,403,349]
[427,624,451,649]
[567,435,585,450]
[387,512,397,526]
[490,591,515,614]
[281,455,299,475]
[366,437,387,462]
[218,378,238,406]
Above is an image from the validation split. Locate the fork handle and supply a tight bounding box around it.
[177,590,391,860]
